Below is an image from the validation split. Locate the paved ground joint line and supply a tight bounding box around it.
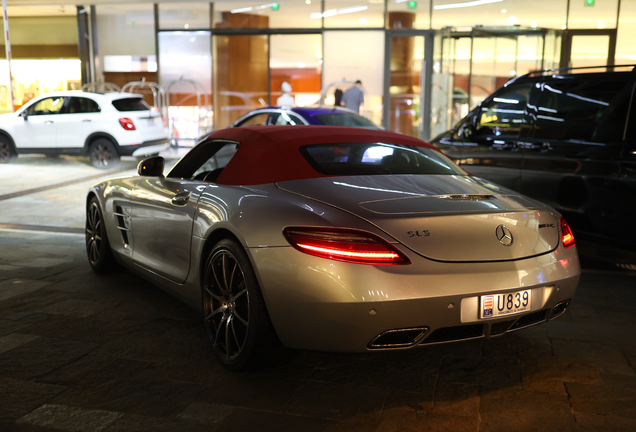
[0,167,130,202]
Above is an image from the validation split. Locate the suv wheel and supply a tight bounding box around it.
[89,138,120,169]
[0,135,16,164]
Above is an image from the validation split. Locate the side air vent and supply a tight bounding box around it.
[437,194,494,201]
[114,205,131,246]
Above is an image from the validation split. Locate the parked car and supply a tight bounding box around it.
[86,126,580,370]
[231,106,382,129]
[0,91,170,168]
[431,66,636,252]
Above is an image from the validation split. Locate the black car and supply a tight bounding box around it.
[431,65,636,252]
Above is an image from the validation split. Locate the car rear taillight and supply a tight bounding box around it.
[119,118,136,131]
[283,227,410,265]
[559,217,575,248]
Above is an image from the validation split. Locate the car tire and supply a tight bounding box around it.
[85,196,116,273]
[0,135,16,164]
[89,138,120,169]
[203,238,279,371]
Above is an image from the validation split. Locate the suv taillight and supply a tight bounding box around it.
[119,118,136,131]
[283,227,410,265]
[559,216,575,248]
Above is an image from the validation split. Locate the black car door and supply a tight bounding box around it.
[521,77,632,243]
[451,83,533,189]
[616,86,636,252]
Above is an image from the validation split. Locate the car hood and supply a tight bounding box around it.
[276,175,560,262]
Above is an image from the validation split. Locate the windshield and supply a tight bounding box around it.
[300,142,467,176]
[312,112,381,129]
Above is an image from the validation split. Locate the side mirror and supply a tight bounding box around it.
[21,112,28,121]
[137,156,165,177]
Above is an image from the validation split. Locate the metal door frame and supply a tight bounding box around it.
[383,29,435,140]
[559,29,617,69]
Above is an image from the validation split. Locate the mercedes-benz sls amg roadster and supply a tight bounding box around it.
[86,126,580,370]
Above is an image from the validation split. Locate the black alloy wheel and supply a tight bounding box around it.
[89,138,120,169]
[0,136,15,164]
[203,239,277,370]
[85,197,115,273]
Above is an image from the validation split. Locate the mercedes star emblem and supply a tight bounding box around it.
[495,225,514,246]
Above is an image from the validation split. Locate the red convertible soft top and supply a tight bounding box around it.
[203,125,439,186]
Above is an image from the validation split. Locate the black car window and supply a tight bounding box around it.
[168,140,239,182]
[533,79,632,143]
[475,84,532,138]
[25,97,66,116]
[236,112,270,127]
[273,112,303,125]
[300,142,467,176]
[312,112,381,129]
[66,97,100,114]
[112,98,151,112]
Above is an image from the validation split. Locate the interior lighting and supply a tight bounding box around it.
[507,15,518,24]
[501,8,506,13]
[408,0,417,9]
[306,0,311,3]
[434,0,503,10]
[359,17,368,23]
[297,62,306,68]
[585,0,595,6]
[231,6,253,13]
[311,5,368,18]
[184,23,189,29]
[531,22,537,28]
[597,22,606,29]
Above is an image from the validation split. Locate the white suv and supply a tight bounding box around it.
[0,91,169,168]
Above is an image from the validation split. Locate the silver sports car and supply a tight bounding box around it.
[86,126,580,370]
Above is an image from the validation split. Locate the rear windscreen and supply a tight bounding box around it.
[312,112,381,129]
[300,143,467,176]
[112,98,151,112]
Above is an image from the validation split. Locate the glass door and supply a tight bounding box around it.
[384,31,434,140]
[560,29,617,69]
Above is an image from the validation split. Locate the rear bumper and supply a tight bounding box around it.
[119,138,170,156]
[249,245,581,352]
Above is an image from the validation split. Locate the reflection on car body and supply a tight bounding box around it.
[231,106,382,130]
[86,126,580,370]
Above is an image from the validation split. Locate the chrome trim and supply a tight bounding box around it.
[368,327,428,349]
[437,194,494,201]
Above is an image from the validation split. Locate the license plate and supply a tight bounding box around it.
[480,290,531,319]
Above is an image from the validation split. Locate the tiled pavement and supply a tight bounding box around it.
[1,156,636,431]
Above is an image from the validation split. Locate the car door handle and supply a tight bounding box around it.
[171,192,191,206]
[45,120,54,124]
[82,119,92,123]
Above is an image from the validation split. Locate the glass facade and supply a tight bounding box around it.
[5,1,634,139]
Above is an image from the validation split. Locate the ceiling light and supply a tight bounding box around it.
[311,5,368,18]
[434,0,503,10]
[501,8,506,13]
[507,15,517,24]
[231,6,253,13]
[561,25,567,30]
[359,17,368,23]
[531,22,537,28]
[338,5,369,14]
[597,22,606,29]
[509,70,517,76]
[306,0,311,3]
[297,62,306,68]
[184,23,189,29]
